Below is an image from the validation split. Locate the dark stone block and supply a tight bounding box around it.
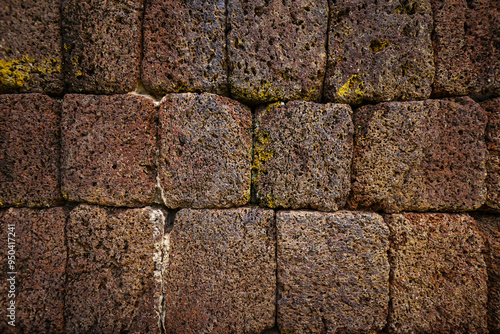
[482,98,500,211]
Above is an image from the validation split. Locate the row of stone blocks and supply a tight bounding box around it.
[1,0,498,104]
[2,93,500,213]
[0,206,498,333]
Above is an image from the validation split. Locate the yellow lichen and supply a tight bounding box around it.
[370,39,389,53]
[0,56,61,89]
[337,74,365,104]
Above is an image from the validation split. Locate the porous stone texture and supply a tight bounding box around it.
[0,0,63,94]
[62,0,143,93]
[472,214,500,333]
[324,0,434,105]
[277,210,389,333]
[158,93,252,208]
[61,94,156,207]
[253,101,353,211]
[66,204,167,333]
[228,0,328,104]
[482,98,500,211]
[432,0,500,98]
[164,208,275,333]
[142,0,227,96]
[0,207,66,333]
[386,213,488,333]
[0,94,61,208]
[351,97,487,213]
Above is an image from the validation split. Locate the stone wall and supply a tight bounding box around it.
[0,0,499,333]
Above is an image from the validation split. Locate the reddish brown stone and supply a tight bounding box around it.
[158,93,252,209]
[0,207,66,333]
[351,97,487,213]
[482,98,500,211]
[164,208,275,333]
[386,213,488,333]
[324,0,434,104]
[62,0,143,93]
[66,204,167,333]
[142,0,227,96]
[0,1,63,94]
[61,94,157,207]
[253,101,353,211]
[277,210,389,333]
[0,94,62,208]
[228,0,328,104]
[432,0,500,98]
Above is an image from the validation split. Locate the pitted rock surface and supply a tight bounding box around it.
[158,93,252,208]
[351,97,487,213]
[164,208,275,333]
[228,0,328,104]
[482,98,500,211]
[142,0,227,96]
[324,0,434,104]
[0,94,61,208]
[386,213,488,333]
[61,94,157,207]
[0,0,63,94]
[253,101,353,211]
[277,210,389,333]
[66,204,167,333]
[432,0,500,97]
[62,0,143,93]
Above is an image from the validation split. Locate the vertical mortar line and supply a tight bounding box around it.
[250,107,257,204]
[138,0,147,90]
[224,0,233,99]
[321,0,332,103]
[62,205,71,333]
[274,209,279,329]
[385,216,394,333]
[59,0,68,94]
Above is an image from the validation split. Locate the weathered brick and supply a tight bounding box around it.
[158,93,252,209]
[482,98,500,211]
[0,207,66,333]
[324,0,434,104]
[277,210,389,333]
[432,0,499,97]
[351,97,487,213]
[254,101,353,211]
[228,0,328,104]
[0,0,63,94]
[62,0,143,93]
[0,94,61,208]
[61,94,157,207]
[66,204,167,333]
[386,213,488,333]
[164,208,275,333]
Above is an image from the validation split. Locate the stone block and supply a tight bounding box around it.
[351,97,487,212]
[158,93,252,208]
[0,94,61,208]
[164,208,275,333]
[61,94,157,207]
[0,0,63,94]
[228,0,328,104]
[142,0,227,96]
[65,204,167,333]
[386,213,488,333]
[253,101,353,211]
[277,210,389,333]
[62,0,143,93]
[482,98,500,211]
[324,0,434,104]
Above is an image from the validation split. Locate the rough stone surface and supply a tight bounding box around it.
[0,94,62,208]
[253,101,353,211]
[324,0,434,105]
[432,0,500,98]
[164,208,275,333]
[351,97,487,213]
[61,94,157,207]
[472,213,500,333]
[228,0,328,104]
[62,0,143,94]
[0,208,66,333]
[66,204,167,333]
[482,98,500,211]
[142,0,227,96]
[0,1,63,94]
[277,210,389,333]
[158,93,252,208]
[386,213,488,333]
